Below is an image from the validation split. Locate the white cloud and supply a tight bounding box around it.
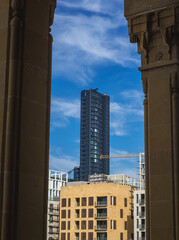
[51,98,80,129]
[52,0,140,85]
[50,155,78,172]
[110,90,144,136]
[110,148,128,156]
[58,0,123,15]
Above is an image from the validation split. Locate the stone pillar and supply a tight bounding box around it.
[0,0,56,239]
[125,1,179,240]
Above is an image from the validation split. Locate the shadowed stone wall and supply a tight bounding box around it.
[125,1,179,240]
[0,0,56,239]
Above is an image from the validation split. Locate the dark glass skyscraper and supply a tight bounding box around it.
[80,89,110,181]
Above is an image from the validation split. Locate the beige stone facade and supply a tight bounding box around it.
[59,183,136,240]
[124,1,179,240]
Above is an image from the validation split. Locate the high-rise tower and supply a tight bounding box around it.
[80,89,110,181]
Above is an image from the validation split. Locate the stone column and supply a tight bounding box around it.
[125,1,179,240]
[0,0,56,239]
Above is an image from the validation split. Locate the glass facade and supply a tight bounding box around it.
[80,89,110,181]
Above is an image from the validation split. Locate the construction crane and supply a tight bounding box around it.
[100,153,145,190]
[100,153,143,159]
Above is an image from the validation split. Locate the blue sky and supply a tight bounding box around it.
[49,0,144,177]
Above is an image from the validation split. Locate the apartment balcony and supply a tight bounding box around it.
[139,211,145,218]
[95,225,107,231]
[95,202,107,207]
[95,237,107,240]
[139,224,145,230]
[139,237,145,240]
[95,213,107,219]
[139,199,145,205]
[48,230,59,235]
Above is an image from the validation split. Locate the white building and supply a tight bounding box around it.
[48,170,68,200]
[134,189,145,240]
[47,170,68,240]
[134,153,145,240]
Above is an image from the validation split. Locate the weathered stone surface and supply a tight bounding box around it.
[125,1,179,240]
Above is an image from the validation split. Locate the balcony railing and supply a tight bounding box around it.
[139,212,145,218]
[95,213,107,219]
[139,224,145,230]
[139,199,145,205]
[95,202,107,207]
[139,237,145,240]
[95,225,107,231]
[95,237,107,240]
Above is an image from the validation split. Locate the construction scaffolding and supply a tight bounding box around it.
[100,152,145,189]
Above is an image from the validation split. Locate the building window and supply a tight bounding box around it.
[75,221,80,230]
[111,220,116,229]
[88,232,93,240]
[88,220,93,229]
[49,215,53,223]
[131,210,134,219]
[137,219,139,228]
[124,221,127,230]
[62,199,66,207]
[82,209,86,218]
[68,198,71,207]
[49,204,53,212]
[120,209,123,218]
[81,232,86,240]
[75,233,79,240]
[120,233,123,240]
[111,196,116,205]
[88,209,93,218]
[81,221,86,229]
[76,209,80,218]
[124,198,127,207]
[49,226,53,234]
[82,197,87,206]
[88,197,94,206]
[137,206,139,216]
[61,221,66,230]
[136,194,139,204]
[76,198,80,206]
[61,210,66,219]
[68,233,70,240]
[97,196,107,206]
[61,233,66,240]
[68,210,71,218]
[68,221,70,230]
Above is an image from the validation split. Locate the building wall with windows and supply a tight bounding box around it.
[134,190,145,240]
[80,89,110,181]
[48,170,68,200]
[47,200,60,240]
[59,182,136,240]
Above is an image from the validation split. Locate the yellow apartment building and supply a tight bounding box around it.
[59,182,135,240]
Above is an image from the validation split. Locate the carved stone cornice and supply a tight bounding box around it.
[127,5,179,67]
[49,0,56,27]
